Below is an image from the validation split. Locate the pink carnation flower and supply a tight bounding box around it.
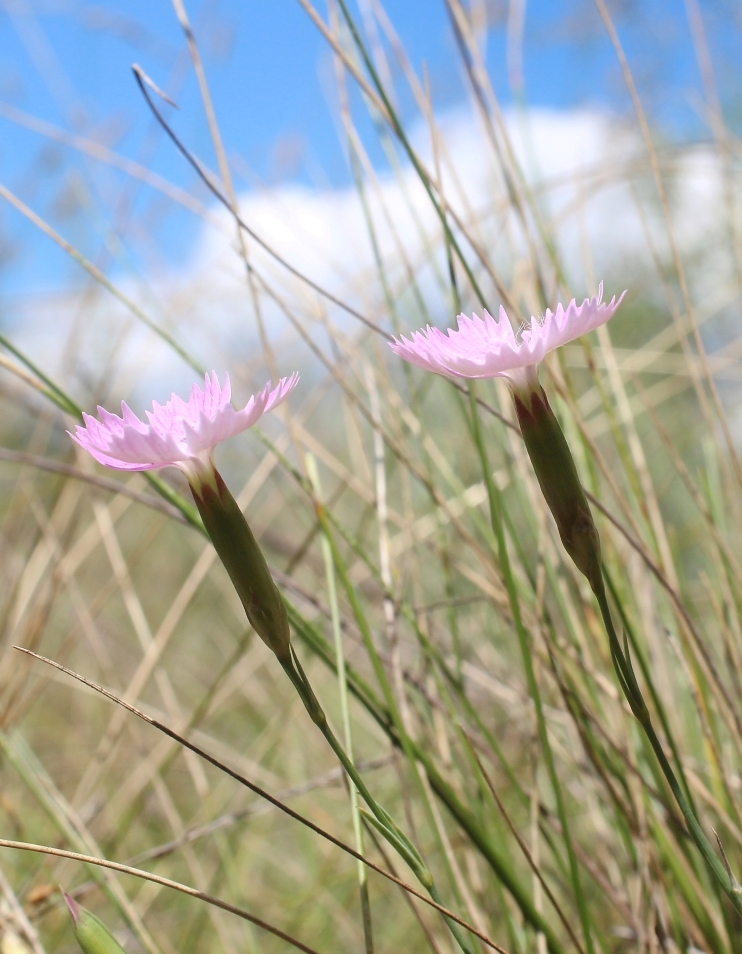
[71,371,299,486]
[390,283,626,394]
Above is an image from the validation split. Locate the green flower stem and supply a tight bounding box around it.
[278,649,430,883]
[278,650,481,954]
[603,568,697,811]
[591,573,742,919]
[467,384,596,954]
[427,884,481,954]
[649,818,728,954]
[287,605,569,954]
[512,374,742,918]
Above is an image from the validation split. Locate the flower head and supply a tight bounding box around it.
[71,372,299,486]
[390,283,625,393]
[391,285,626,583]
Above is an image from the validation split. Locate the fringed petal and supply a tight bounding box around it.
[390,285,626,384]
[70,372,299,474]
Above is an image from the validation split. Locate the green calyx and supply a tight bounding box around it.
[64,895,127,954]
[190,467,292,662]
[513,385,601,587]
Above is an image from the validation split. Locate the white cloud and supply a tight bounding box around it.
[9,105,739,408]
[182,104,735,329]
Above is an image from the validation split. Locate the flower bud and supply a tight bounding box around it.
[189,467,292,662]
[64,895,126,954]
[513,385,601,587]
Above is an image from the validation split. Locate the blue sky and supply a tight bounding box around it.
[0,0,737,298]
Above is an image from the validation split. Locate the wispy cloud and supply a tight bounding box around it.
[10,105,738,407]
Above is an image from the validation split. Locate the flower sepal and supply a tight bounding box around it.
[191,466,292,662]
[513,385,601,587]
[64,894,126,954]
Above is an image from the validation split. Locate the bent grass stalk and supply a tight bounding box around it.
[15,646,506,954]
[0,839,324,954]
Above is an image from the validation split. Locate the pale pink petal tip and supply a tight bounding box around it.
[389,285,626,383]
[69,371,299,474]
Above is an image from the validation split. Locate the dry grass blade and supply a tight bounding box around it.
[0,449,188,523]
[0,839,324,954]
[132,67,388,338]
[14,647,509,954]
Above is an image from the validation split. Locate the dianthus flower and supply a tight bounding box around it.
[71,371,298,490]
[390,283,625,397]
[390,284,627,584]
[71,372,299,661]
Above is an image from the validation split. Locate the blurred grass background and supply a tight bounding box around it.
[2,0,742,952]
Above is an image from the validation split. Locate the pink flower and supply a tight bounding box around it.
[390,283,626,394]
[71,372,299,486]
